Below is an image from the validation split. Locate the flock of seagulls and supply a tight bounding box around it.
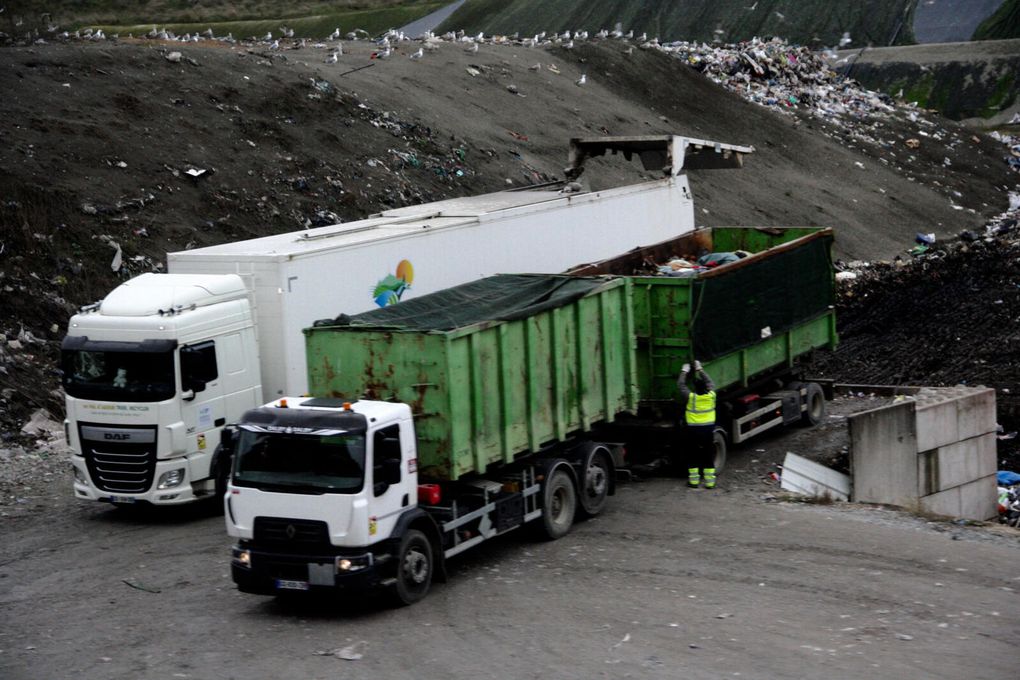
[23,19,854,91]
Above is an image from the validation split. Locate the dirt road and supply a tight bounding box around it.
[1,457,1017,680]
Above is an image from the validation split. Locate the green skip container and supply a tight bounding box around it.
[304,275,640,480]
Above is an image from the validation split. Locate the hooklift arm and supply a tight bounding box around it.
[565,135,754,180]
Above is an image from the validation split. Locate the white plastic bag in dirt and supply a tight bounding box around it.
[20,409,61,437]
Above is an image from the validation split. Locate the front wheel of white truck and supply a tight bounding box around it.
[391,529,433,606]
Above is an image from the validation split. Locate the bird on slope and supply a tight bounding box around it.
[409,47,424,60]
[575,73,586,86]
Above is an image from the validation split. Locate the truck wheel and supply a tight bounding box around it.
[712,428,728,472]
[801,383,826,426]
[578,445,612,518]
[539,468,577,540]
[391,529,433,606]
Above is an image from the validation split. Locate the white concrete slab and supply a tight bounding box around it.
[781,452,850,502]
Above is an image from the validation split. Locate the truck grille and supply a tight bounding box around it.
[79,423,157,494]
[254,517,331,550]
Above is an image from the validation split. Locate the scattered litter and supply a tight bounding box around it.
[465,67,480,77]
[315,640,367,660]
[110,241,122,271]
[165,51,182,63]
[122,579,162,593]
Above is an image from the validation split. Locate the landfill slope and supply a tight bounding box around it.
[0,34,1017,449]
[441,0,917,47]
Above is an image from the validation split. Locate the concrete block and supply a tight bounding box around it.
[957,474,998,521]
[920,474,998,521]
[920,485,962,518]
[921,433,998,493]
[850,401,917,505]
[915,398,959,452]
[956,388,997,440]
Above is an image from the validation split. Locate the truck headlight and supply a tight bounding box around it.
[232,547,252,568]
[335,554,373,573]
[157,468,185,489]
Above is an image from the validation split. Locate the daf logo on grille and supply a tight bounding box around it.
[104,433,131,441]
[285,524,297,540]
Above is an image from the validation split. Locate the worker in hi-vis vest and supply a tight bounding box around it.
[677,360,717,489]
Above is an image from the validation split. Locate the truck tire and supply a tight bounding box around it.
[712,428,728,472]
[801,382,826,426]
[538,467,576,540]
[391,529,433,606]
[578,445,612,518]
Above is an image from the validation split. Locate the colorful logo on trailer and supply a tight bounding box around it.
[373,260,414,307]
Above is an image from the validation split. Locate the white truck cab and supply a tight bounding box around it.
[62,273,262,505]
[226,397,427,598]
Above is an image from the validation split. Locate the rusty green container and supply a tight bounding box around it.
[569,227,838,404]
[304,276,638,480]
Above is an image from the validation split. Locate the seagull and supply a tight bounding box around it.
[409,47,424,59]
[269,39,279,49]
[329,28,340,40]
[263,31,272,41]
[465,41,478,53]
[565,39,574,49]
[371,46,391,59]
[529,62,541,71]
[839,32,852,47]
[325,51,338,64]
[575,73,586,86]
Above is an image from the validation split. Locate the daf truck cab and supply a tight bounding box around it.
[62,273,262,505]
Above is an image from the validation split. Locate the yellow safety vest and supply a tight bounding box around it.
[686,391,716,425]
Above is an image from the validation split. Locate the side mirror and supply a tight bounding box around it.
[382,457,402,485]
[220,426,237,454]
[373,458,402,496]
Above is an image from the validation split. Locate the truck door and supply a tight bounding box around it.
[179,340,225,479]
[369,423,413,542]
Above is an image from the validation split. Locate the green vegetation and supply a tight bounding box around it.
[973,0,1020,41]
[438,0,918,47]
[981,71,1018,117]
[0,1,437,37]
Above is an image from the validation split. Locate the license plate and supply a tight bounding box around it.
[108,495,136,504]
[275,579,310,591]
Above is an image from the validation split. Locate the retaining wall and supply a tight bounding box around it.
[847,386,998,520]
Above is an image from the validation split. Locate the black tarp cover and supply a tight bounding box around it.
[325,274,612,332]
[690,234,834,359]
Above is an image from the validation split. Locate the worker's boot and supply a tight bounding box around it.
[687,468,700,488]
[703,468,716,489]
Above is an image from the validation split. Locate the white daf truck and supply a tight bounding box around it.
[61,136,751,507]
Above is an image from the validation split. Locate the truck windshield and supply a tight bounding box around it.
[232,429,366,494]
[61,348,175,402]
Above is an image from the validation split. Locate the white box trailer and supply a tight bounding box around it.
[62,135,750,507]
[168,135,751,398]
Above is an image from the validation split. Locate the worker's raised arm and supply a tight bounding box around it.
[694,360,715,392]
[677,363,691,402]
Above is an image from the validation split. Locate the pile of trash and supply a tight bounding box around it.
[652,250,751,277]
[997,470,1020,527]
[989,129,1020,173]
[669,37,895,122]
